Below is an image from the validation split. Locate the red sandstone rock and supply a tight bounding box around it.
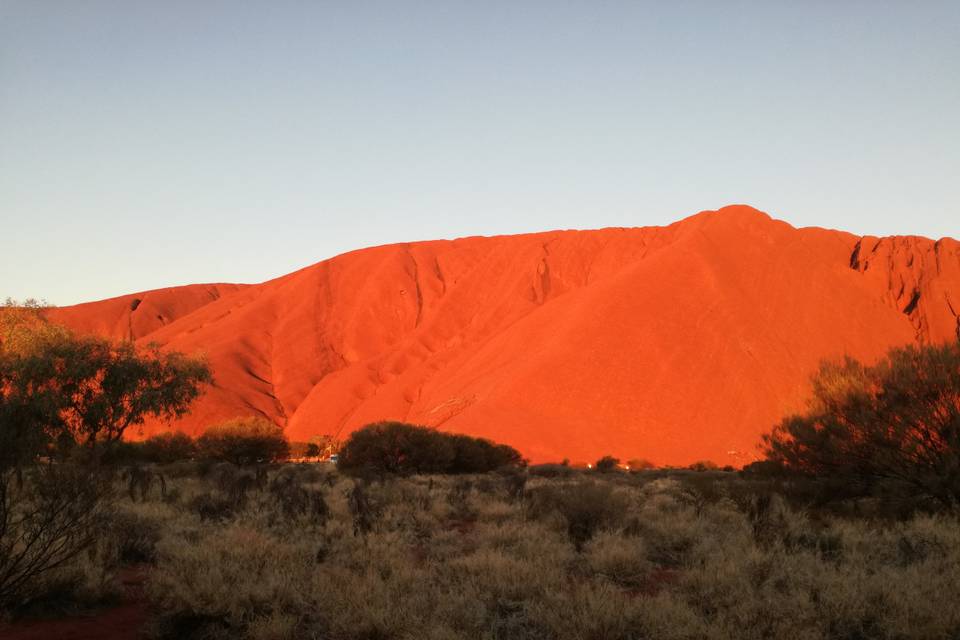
[45,206,960,466]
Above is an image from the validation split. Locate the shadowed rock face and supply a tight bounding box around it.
[45,205,960,465]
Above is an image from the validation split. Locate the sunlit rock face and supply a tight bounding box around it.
[47,205,960,466]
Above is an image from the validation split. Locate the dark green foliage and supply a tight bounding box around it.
[763,341,960,508]
[142,431,196,464]
[337,421,524,477]
[197,417,290,466]
[0,304,210,612]
[0,304,210,470]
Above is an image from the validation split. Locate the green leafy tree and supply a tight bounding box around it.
[197,417,290,466]
[1,301,211,465]
[763,341,960,508]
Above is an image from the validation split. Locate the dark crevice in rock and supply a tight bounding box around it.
[405,247,424,328]
[903,289,921,315]
[849,239,862,270]
[129,298,142,311]
[433,257,446,296]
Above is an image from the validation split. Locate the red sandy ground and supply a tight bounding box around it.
[0,568,149,640]
[47,205,960,466]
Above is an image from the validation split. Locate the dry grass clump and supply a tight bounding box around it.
[147,524,314,638]
[526,478,632,550]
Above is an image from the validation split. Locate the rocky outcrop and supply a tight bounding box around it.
[46,206,960,465]
[848,235,960,342]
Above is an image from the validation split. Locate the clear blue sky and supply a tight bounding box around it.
[1,1,957,305]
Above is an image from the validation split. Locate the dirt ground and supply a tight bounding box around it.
[0,568,148,640]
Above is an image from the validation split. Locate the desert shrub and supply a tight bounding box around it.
[188,492,239,522]
[740,459,785,477]
[688,460,719,472]
[106,508,163,564]
[347,480,378,536]
[162,486,183,505]
[447,478,475,521]
[99,440,148,465]
[198,417,290,466]
[595,455,620,473]
[0,305,211,614]
[337,422,454,477]
[625,458,656,471]
[449,434,525,473]
[763,341,960,509]
[500,468,528,502]
[268,467,329,525]
[583,531,652,588]
[142,431,196,464]
[0,463,109,610]
[528,462,576,478]
[122,464,168,502]
[8,528,125,619]
[337,421,523,477]
[526,480,631,551]
[163,459,206,478]
[147,525,312,639]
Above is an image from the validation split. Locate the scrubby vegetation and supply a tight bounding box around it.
[337,421,524,476]
[0,301,211,614]
[197,417,290,466]
[764,341,960,509]
[4,463,958,639]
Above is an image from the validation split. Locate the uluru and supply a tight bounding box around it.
[44,205,960,465]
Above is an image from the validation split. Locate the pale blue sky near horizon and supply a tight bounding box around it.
[1,1,958,306]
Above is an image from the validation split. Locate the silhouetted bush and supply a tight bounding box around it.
[763,341,960,509]
[98,440,147,465]
[337,421,523,477]
[142,431,196,464]
[625,458,655,471]
[595,455,620,473]
[688,460,718,472]
[197,417,290,466]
